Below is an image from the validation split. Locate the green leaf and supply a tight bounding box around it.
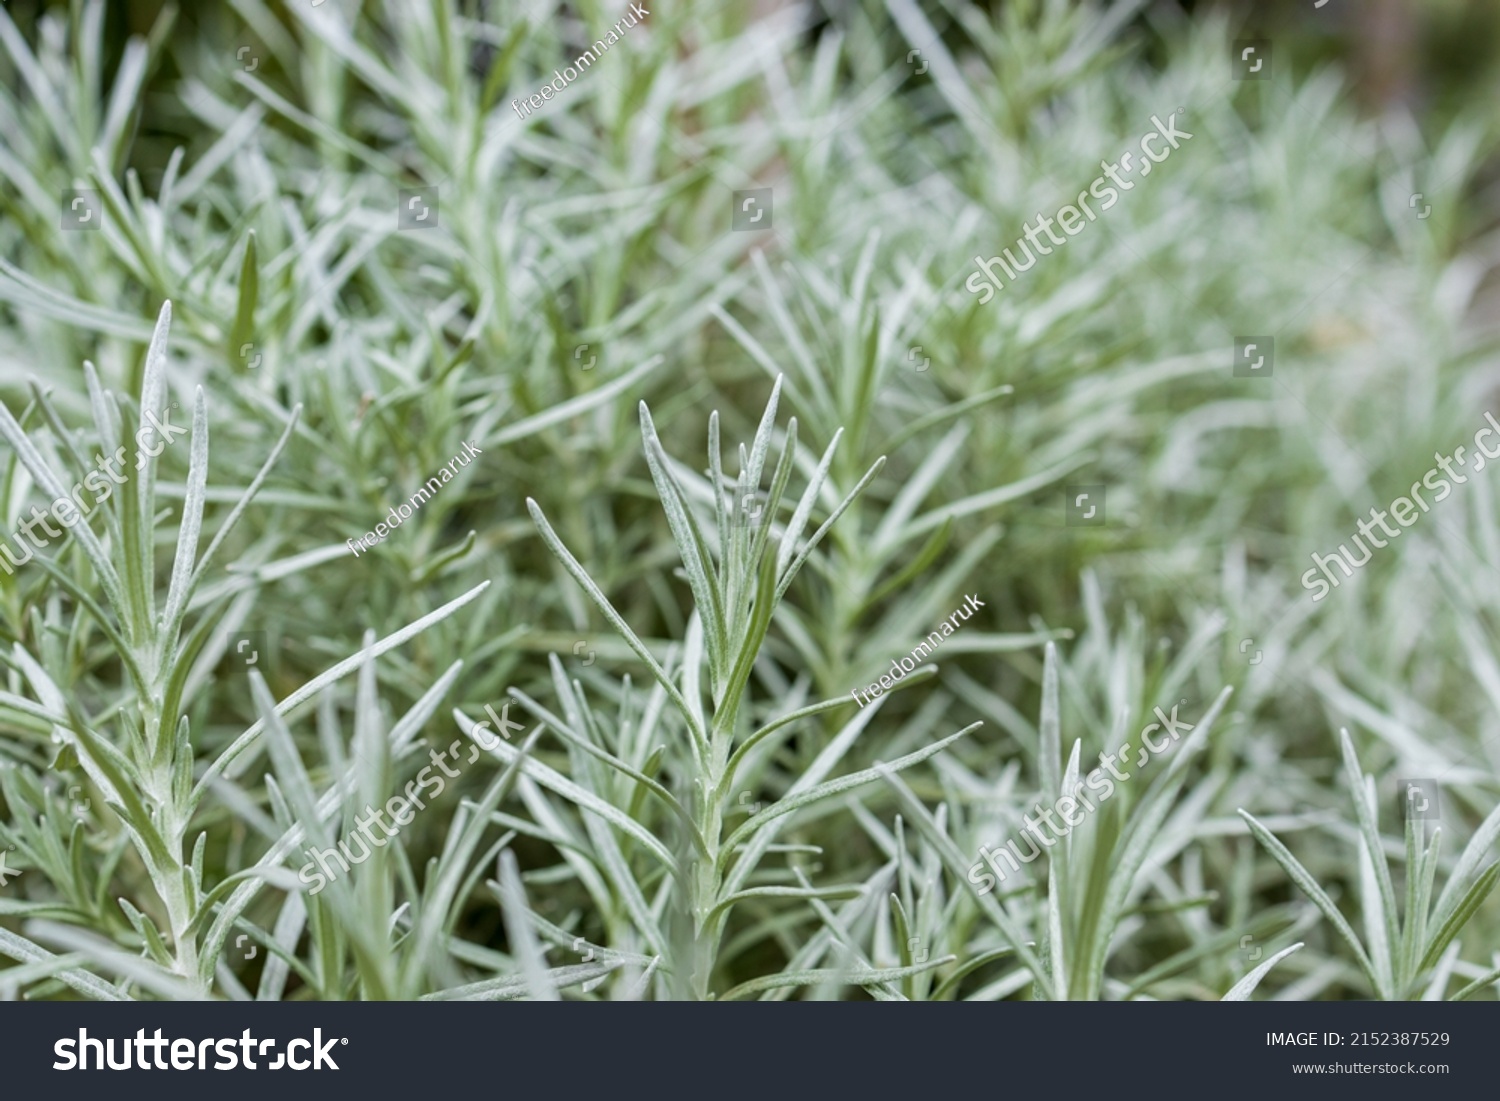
[1449,959,1500,1001]
[721,725,980,861]
[195,580,490,798]
[1240,809,1382,995]
[717,957,954,1001]
[528,497,708,761]
[1222,943,1304,1001]
[639,402,728,685]
[1339,729,1399,981]
[879,768,1056,999]
[159,387,209,661]
[496,850,558,1001]
[1430,800,1500,934]
[1419,862,1500,974]
[1039,641,1061,803]
[229,230,258,362]
[0,927,130,1001]
[457,708,678,872]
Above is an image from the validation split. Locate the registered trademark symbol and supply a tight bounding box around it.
[341,1038,348,1044]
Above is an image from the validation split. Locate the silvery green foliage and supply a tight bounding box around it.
[0,0,1497,1001]
[516,381,979,998]
[1241,730,1500,1002]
